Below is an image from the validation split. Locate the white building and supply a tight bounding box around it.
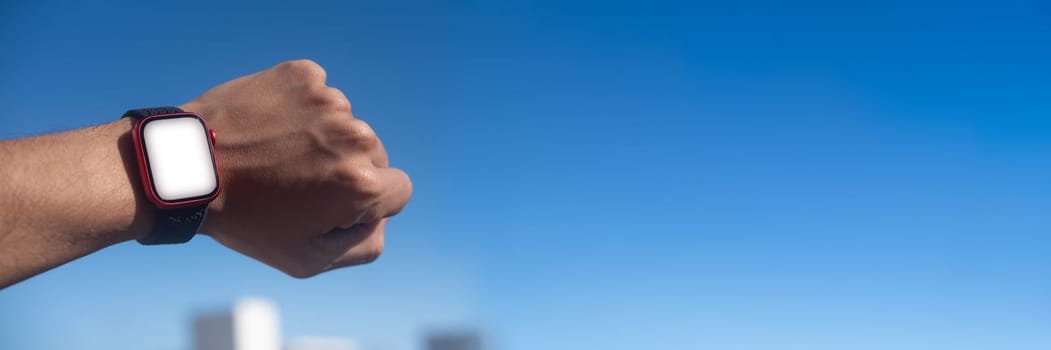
[194,297,282,350]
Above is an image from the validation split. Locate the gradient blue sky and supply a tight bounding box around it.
[2,1,1051,349]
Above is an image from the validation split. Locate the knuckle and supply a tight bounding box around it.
[279,59,326,83]
[309,87,351,111]
[327,88,352,111]
[335,165,384,197]
[323,118,377,147]
[345,119,378,147]
[284,58,322,72]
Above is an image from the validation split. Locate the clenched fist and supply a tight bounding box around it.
[184,60,413,278]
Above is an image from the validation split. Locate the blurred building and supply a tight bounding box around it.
[284,337,359,350]
[194,297,282,350]
[425,330,483,350]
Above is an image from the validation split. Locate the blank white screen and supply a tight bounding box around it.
[142,117,217,202]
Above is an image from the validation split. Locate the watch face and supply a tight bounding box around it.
[141,115,219,203]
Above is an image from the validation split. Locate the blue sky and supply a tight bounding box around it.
[2,1,1051,349]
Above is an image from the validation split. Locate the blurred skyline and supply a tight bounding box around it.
[3,1,1051,350]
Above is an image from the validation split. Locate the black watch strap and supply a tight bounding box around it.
[123,106,208,245]
[123,106,185,119]
[137,205,208,245]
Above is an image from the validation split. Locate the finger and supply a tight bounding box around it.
[319,219,380,253]
[325,219,387,270]
[338,166,412,227]
[308,220,384,272]
[368,167,413,220]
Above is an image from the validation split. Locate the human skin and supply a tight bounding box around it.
[0,60,413,288]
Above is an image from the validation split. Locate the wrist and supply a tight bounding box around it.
[98,117,156,243]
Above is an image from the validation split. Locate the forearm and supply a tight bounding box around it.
[0,60,411,287]
[0,118,153,288]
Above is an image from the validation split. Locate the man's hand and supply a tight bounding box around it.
[0,59,406,288]
[184,60,413,278]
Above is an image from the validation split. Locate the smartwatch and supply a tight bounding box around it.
[123,107,221,245]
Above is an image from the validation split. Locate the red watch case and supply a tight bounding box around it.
[130,112,222,209]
